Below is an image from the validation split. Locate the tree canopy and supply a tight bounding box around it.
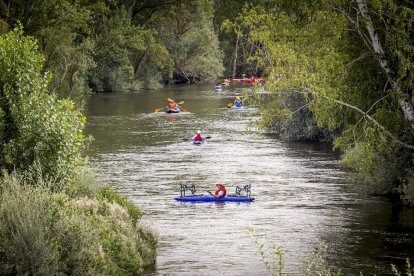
[0,0,224,99]
[223,0,414,203]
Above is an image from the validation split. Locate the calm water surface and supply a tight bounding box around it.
[84,84,414,275]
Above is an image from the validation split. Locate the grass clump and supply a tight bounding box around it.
[249,227,414,276]
[0,172,157,275]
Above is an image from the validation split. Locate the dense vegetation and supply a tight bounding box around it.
[220,0,414,205]
[0,27,157,274]
[1,0,414,273]
[0,0,224,103]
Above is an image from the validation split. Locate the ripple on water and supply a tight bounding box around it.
[85,87,414,275]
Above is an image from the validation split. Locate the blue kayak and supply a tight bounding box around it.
[192,140,204,145]
[166,107,181,113]
[175,196,255,202]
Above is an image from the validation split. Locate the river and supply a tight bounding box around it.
[84,83,414,275]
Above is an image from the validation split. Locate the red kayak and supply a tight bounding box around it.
[232,77,264,83]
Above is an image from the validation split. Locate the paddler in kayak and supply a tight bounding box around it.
[193,130,203,142]
[233,96,242,108]
[215,83,222,91]
[208,184,227,198]
[168,99,178,110]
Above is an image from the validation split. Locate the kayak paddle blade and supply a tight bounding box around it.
[154,108,162,112]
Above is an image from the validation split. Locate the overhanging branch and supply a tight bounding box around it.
[322,95,414,150]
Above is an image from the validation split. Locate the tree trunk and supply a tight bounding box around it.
[133,50,147,79]
[356,0,414,132]
[231,28,240,79]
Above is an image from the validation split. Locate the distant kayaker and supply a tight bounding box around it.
[169,99,177,110]
[193,130,203,142]
[215,83,222,90]
[234,96,242,108]
[213,184,227,198]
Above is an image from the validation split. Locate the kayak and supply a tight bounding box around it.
[215,88,222,92]
[231,105,243,109]
[166,107,181,113]
[175,195,255,202]
[192,140,204,145]
[232,78,264,83]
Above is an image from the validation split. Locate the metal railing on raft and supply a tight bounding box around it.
[179,183,252,197]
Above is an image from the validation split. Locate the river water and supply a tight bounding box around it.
[84,83,414,275]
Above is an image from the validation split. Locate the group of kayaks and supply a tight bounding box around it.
[215,77,265,92]
[154,83,255,203]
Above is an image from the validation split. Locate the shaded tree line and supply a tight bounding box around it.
[221,0,414,205]
[0,0,224,104]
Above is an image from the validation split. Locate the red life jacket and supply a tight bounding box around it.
[215,185,227,198]
[194,134,203,141]
[169,102,176,109]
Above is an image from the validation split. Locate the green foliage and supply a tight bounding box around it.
[248,227,284,276]
[251,89,333,141]
[89,7,172,91]
[249,228,414,275]
[392,258,414,276]
[98,187,143,226]
[39,1,96,105]
[227,1,414,203]
[2,0,96,105]
[0,171,157,275]
[0,26,86,184]
[153,0,224,82]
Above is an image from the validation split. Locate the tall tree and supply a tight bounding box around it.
[151,0,224,83]
[0,26,86,182]
[227,0,414,203]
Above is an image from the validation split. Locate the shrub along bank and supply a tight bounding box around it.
[0,27,157,274]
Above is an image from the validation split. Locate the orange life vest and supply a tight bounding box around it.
[169,102,176,109]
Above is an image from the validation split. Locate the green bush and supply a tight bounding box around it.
[98,187,143,226]
[0,26,87,185]
[0,173,157,275]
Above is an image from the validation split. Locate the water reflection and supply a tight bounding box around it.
[84,84,414,275]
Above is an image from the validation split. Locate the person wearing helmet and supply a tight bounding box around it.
[193,130,203,142]
[234,96,242,108]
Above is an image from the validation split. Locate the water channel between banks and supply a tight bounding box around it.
[84,83,414,275]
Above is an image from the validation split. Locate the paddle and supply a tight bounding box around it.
[227,103,233,108]
[183,136,212,142]
[156,99,186,112]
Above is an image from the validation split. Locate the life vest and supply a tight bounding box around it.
[194,134,203,142]
[169,102,176,109]
[234,100,242,107]
[215,185,227,198]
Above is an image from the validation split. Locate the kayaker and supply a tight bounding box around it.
[215,83,222,90]
[213,184,227,198]
[234,96,242,108]
[169,99,177,110]
[193,130,203,142]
